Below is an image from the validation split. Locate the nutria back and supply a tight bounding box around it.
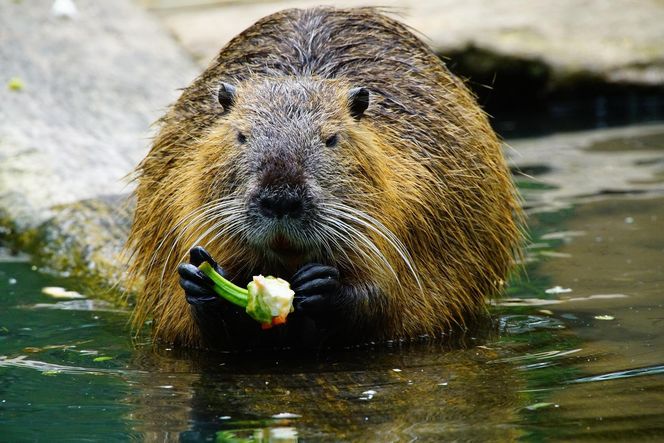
[127,7,522,348]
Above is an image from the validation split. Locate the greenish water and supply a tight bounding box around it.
[1,125,664,441]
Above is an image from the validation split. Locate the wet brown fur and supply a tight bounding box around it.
[125,7,523,348]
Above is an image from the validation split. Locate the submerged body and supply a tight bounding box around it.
[126,7,522,349]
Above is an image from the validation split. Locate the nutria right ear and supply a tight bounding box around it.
[349,87,370,120]
[218,82,237,111]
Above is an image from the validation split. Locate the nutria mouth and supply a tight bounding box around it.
[266,233,310,273]
[269,233,302,256]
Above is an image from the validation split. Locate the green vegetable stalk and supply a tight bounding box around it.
[198,261,294,329]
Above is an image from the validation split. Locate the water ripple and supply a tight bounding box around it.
[0,355,146,377]
[568,364,664,384]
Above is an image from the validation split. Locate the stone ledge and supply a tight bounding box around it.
[146,0,664,109]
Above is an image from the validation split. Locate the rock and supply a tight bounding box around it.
[148,0,664,89]
[0,0,198,293]
[0,0,197,228]
[34,195,136,299]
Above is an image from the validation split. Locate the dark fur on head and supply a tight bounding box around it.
[126,7,523,347]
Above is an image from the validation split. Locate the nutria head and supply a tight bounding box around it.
[197,77,375,270]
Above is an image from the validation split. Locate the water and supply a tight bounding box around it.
[1,123,663,441]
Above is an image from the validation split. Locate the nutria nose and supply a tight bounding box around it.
[259,194,304,219]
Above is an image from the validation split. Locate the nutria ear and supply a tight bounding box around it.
[218,82,236,111]
[349,87,370,120]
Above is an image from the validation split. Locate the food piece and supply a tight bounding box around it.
[247,275,295,329]
[198,262,294,329]
[198,262,247,308]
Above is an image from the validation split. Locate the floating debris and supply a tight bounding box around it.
[541,231,586,240]
[539,251,572,258]
[594,315,615,321]
[545,286,573,294]
[23,347,42,353]
[93,356,113,362]
[525,402,557,411]
[359,390,377,400]
[41,286,86,299]
[540,231,586,240]
[7,77,24,91]
[271,412,301,419]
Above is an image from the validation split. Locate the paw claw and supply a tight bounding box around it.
[292,277,340,296]
[295,294,326,314]
[291,263,341,317]
[189,245,215,267]
[179,248,226,307]
[178,263,210,285]
[291,264,339,286]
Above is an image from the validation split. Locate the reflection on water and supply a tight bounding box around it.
[129,336,526,442]
[1,124,663,441]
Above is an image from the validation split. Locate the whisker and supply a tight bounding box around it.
[170,208,244,266]
[318,220,367,272]
[322,202,422,290]
[146,199,224,274]
[201,216,249,253]
[323,213,398,282]
[158,199,244,285]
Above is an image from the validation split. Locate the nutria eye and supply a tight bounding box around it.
[237,132,247,144]
[325,134,339,148]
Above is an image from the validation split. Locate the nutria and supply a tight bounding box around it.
[125,7,522,349]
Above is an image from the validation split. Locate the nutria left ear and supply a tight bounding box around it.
[349,87,370,120]
[218,82,237,111]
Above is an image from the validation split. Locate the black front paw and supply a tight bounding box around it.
[178,246,226,306]
[291,263,341,317]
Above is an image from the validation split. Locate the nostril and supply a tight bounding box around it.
[259,195,304,219]
[259,196,277,218]
[283,197,303,216]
